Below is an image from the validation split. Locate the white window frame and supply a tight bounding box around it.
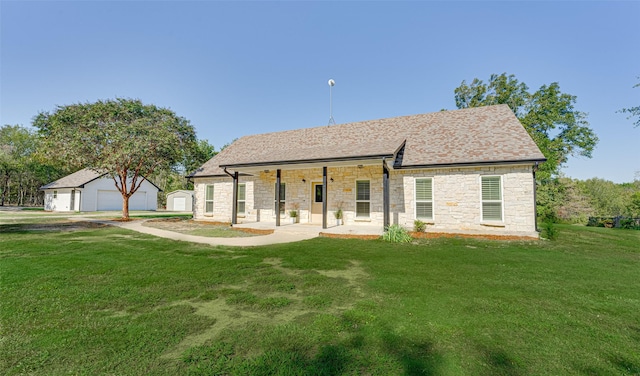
[355,180,370,218]
[205,184,214,215]
[53,190,58,199]
[415,178,434,221]
[480,175,503,222]
[237,183,246,216]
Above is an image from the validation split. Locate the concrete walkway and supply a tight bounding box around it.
[76,218,385,247]
[84,218,321,247]
[1,209,383,246]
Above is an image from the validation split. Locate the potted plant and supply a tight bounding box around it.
[289,203,300,224]
[289,209,298,224]
[334,209,343,225]
[334,201,344,226]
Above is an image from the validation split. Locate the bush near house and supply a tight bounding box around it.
[587,216,640,230]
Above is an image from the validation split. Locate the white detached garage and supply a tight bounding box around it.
[40,168,160,212]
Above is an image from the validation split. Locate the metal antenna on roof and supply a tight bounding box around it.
[328,79,336,126]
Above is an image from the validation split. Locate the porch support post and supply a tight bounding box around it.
[383,160,390,229]
[276,169,281,227]
[231,171,238,225]
[223,167,239,225]
[533,163,538,233]
[322,166,327,229]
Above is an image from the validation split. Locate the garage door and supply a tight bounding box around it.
[97,190,147,211]
[174,197,186,211]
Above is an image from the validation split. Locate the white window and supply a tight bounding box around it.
[53,190,58,199]
[355,180,370,218]
[205,185,214,214]
[415,178,433,220]
[237,183,246,215]
[481,176,502,221]
[274,183,286,215]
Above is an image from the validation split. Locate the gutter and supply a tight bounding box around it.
[219,153,395,169]
[394,158,547,170]
[533,162,539,233]
[222,167,235,179]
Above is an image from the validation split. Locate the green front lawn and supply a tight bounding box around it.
[142,218,258,238]
[1,222,638,375]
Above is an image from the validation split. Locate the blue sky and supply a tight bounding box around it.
[1,1,638,183]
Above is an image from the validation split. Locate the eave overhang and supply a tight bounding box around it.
[220,154,396,175]
[394,158,547,170]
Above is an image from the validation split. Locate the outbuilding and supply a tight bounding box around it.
[166,190,194,211]
[40,168,159,212]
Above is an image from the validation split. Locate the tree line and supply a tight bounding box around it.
[0,125,63,207]
[2,74,638,222]
[0,118,216,211]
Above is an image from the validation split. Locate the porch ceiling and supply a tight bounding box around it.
[226,157,389,175]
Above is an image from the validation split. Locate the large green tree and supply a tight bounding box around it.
[34,98,197,219]
[0,124,64,206]
[0,125,37,206]
[454,73,599,180]
[454,73,599,221]
[153,138,217,208]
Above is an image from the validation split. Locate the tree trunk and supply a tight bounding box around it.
[18,181,24,206]
[1,174,9,206]
[122,194,130,220]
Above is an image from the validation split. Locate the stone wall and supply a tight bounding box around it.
[193,176,259,223]
[393,165,536,235]
[193,164,537,236]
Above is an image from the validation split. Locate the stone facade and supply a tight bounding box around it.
[392,165,536,235]
[193,164,537,236]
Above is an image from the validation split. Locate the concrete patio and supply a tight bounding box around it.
[232,221,385,238]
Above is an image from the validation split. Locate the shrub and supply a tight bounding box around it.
[600,219,614,228]
[382,225,413,243]
[619,218,640,230]
[413,219,426,233]
[586,217,599,227]
[541,221,559,240]
[588,216,640,230]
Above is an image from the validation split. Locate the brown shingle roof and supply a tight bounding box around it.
[191,105,545,177]
[40,168,104,189]
[40,168,162,191]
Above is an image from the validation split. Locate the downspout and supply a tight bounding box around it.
[276,169,281,227]
[322,166,327,229]
[532,162,539,233]
[223,168,238,225]
[382,158,390,229]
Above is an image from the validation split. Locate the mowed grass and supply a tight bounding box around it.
[1,221,639,375]
[142,218,258,238]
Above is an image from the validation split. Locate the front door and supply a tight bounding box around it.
[311,183,323,224]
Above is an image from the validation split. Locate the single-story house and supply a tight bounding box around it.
[40,168,159,212]
[166,190,194,211]
[189,105,546,237]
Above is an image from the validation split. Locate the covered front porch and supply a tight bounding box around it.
[223,159,394,230]
[232,221,385,238]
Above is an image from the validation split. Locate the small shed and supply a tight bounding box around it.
[166,190,194,211]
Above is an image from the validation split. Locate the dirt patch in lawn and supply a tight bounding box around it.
[160,258,370,359]
[0,221,108,233]
[143,218,262,238]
